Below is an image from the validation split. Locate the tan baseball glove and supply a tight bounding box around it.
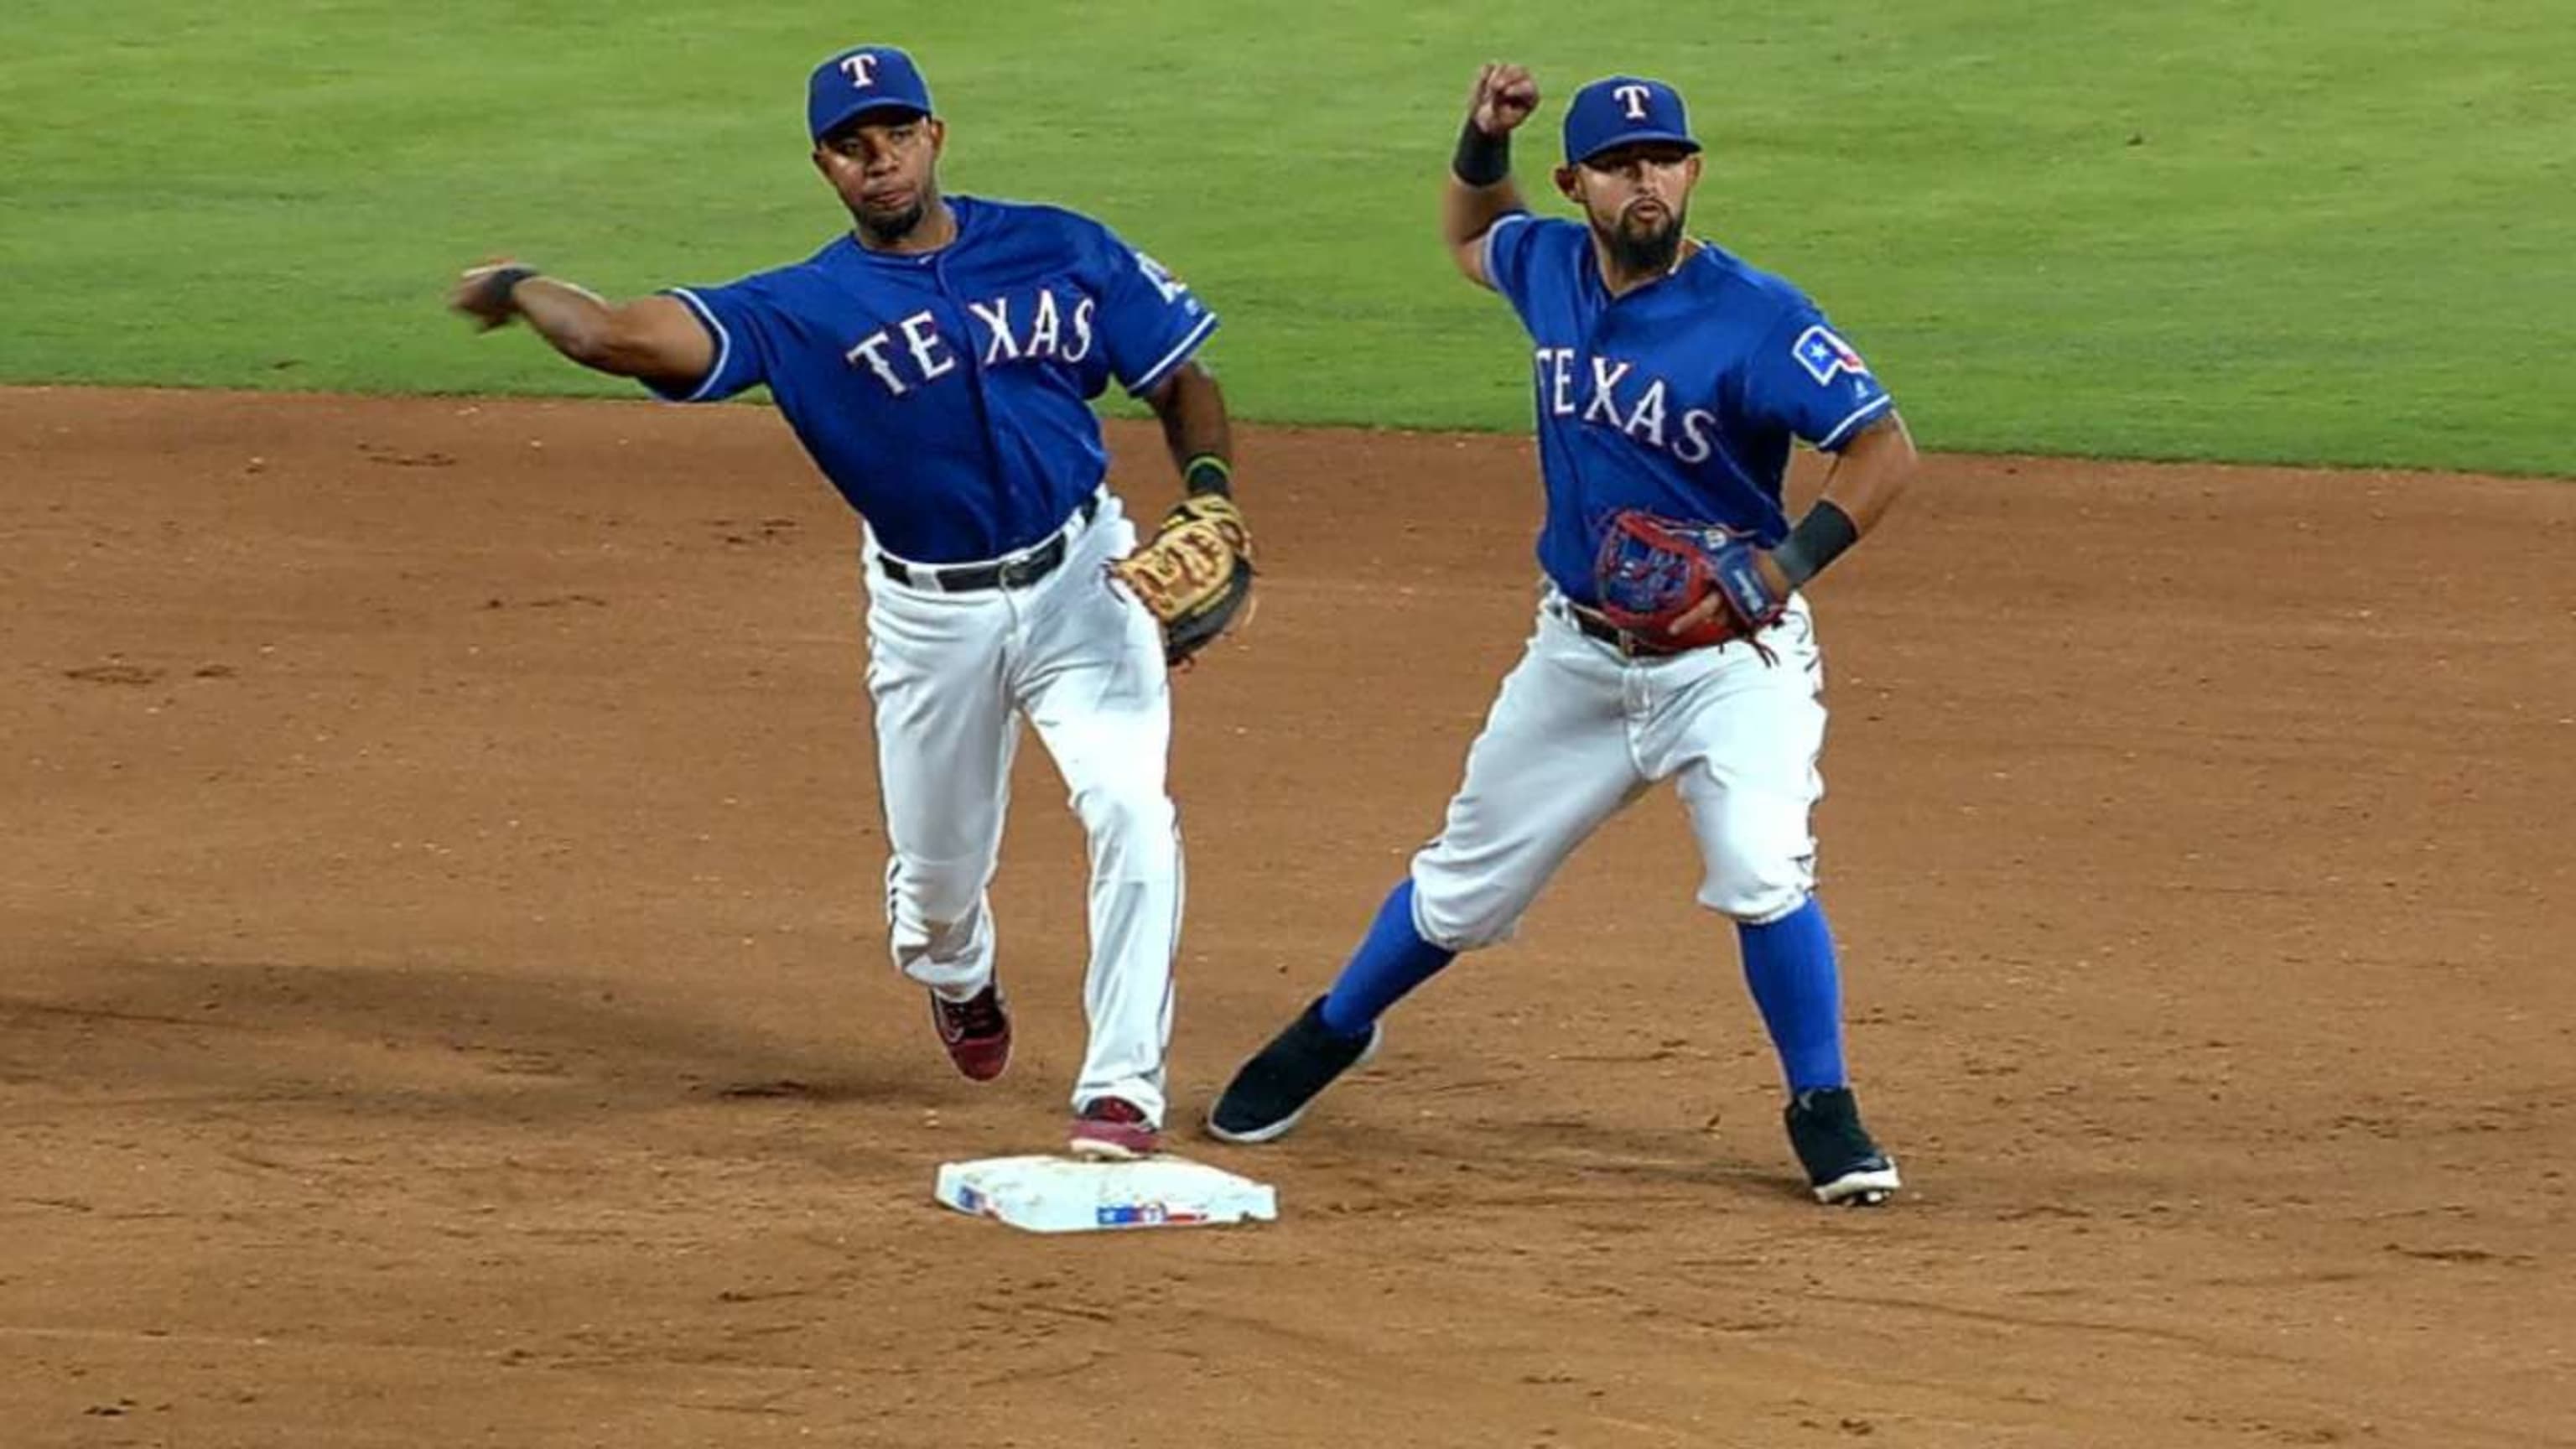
[1108,494,1255,667]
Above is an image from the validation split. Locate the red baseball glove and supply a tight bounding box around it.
[1592,511,1787,648]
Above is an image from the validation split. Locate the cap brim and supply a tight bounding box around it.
[812,98,931,143]
[1571,131,1702,165]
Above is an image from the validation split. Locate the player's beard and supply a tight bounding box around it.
[1605,202,1686,277]
[855,199,927,247]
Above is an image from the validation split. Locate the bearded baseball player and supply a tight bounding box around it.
[448,44,1254,1160]
[1208,65,1919,1204]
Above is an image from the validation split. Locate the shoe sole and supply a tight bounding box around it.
[945,1044,1010,1083]
[1203,1024,1382,1145]
[1812,1160,1902,1207]
[1066,1133,1159,1161]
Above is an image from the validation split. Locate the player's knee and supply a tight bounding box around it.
[1070,782,1176,858]
[1696,854,1813,924]
[1409,863,1520,953]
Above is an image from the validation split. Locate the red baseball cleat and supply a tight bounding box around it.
[928,982,1011,1083]
[1067,1096,1161,1160]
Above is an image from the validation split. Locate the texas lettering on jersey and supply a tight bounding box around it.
[837,247,1195,397]
[844,287,1098,397]
[1531,323,1883,466]
[1531,346,1726,465]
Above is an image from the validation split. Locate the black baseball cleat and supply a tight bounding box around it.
[1784,1086,1903,1206]
[1205,996,1381,1144]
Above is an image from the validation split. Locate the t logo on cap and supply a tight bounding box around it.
[808,44,935,142]
[1561,75,1702,167]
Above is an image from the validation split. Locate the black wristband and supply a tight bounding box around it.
[1182,454,1233,497]
[480,264,540,312]
[1771,500,1861,587]
[1452,118,1510,187]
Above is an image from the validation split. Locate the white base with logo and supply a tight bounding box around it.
[933,1155,1278,1233]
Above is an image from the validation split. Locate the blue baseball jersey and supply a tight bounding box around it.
[652,195,1218,563]
[1481,212,1895,604]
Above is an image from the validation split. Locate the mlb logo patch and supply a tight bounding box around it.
[1793,325,1870,386]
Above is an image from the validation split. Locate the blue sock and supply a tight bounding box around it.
[1318,879,1456,1037]
[1737,896,1848,1093]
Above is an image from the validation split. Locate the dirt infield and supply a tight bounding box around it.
[3,386,2570,1448]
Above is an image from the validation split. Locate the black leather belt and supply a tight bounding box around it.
[1559,600,1690,658]
[878,493,1100,592]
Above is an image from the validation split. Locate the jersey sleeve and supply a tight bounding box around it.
[643,280,767,403]
[1479,210,1541,304]
[1742,307,1896,451]
[1087,224,1221,397]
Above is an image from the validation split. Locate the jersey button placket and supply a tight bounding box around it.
[932,252,1033,553]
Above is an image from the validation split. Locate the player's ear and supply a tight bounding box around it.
[1552,164,1581,203]
[927,117,948,158]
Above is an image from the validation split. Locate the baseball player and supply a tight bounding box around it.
[447,44,1254,1161]
[1208,65,1920,1205]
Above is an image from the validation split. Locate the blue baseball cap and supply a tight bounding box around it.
[1561,75,1701,166]
[807,44,935,142]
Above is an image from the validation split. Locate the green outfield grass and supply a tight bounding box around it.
[2,2,2568,473]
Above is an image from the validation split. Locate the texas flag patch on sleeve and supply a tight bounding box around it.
[1792,325,1871,386]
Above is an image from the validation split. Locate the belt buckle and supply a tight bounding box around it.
[995,541,1053,589]
[1564,601,1651,659]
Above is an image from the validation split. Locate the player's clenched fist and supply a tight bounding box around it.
[449,259,533,330]
[1468,63,1540,136]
